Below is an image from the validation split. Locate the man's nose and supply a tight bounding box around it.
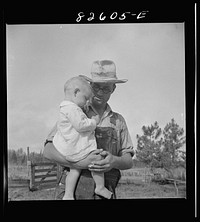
[96,89,104,96]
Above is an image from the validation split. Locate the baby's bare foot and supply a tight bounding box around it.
[62,194,74,200]
[95,187,113,199]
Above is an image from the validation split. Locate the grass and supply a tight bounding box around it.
[8,164,29,180]
[116,181,186,199]
[7,164,186,200]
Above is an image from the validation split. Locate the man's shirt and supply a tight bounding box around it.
[84,103,134,157]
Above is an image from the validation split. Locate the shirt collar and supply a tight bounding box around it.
[103,103,113,117]
[85,103,113,118]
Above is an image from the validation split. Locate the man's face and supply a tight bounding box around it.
[91,82,116,106]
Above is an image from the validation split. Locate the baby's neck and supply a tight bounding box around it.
[64,95,74,103]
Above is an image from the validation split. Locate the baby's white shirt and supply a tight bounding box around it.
[53,100,97,162]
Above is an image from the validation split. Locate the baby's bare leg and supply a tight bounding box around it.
[65,150,113,199]
[91,172,113,199]
[72,150,103,168]
[63,168,81,200]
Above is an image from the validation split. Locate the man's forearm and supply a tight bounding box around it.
[112,153,133,170]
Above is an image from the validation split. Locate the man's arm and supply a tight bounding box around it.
[88,151,134,172]
[112,152,134,170]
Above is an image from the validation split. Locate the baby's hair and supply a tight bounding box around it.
[64,76,92,95]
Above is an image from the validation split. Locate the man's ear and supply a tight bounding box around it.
[74,88,80,96]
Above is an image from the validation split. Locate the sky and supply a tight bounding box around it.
[7,23,185,153]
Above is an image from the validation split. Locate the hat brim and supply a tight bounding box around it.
[79,75,128,84]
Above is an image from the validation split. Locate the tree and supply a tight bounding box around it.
[20,154,27,165]
[162,118,186,175]
[16,148,27,165]
[8,150,17,164]
[136,121,162,171]
[8,148,45,165]
[136,119,186,176]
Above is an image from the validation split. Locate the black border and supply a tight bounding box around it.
[2,3,197,219]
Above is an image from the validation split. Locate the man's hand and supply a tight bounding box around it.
[87,149,103,162]
[88,151,116,173]
[88,151,134,172]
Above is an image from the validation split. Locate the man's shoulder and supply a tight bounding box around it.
[111,111,125,120]
[107,104,125,122]
[110,111,126,126]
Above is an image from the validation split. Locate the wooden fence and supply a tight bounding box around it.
[8,147,69,191]
[24,147,64,191]
[8,161,65,191]
[164,178,186,196]
[27,161,64,191]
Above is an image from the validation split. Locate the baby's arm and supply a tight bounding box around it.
[66,106,97,133]
[91,114,100,125]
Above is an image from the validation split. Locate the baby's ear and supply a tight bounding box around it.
[74,88,80,96]
[84,100,90,111]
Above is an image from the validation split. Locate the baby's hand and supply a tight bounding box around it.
[85,100,91,107]
[92,115,100,125]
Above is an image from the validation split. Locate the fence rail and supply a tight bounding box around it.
[8,179,30,188]
[27,160,63,191]
[8,147,66,191]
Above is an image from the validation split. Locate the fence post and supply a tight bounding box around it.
[174,180,179,196]
[57,164,60,184]
[144,167,146,183]
[27,146,33,189]
[29,163,35,190]
[57,164,63,185]
[27,147,30,177]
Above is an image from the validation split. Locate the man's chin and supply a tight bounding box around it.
[94,100,103,105]
[93,97,104,105]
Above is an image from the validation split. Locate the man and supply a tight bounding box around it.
[43,60,134,199]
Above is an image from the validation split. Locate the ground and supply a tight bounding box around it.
[7,165,186,200]
[8,182,186,201]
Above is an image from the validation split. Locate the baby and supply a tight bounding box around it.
[53,76,113,199]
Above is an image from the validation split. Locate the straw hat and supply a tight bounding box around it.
[80,60,127,84]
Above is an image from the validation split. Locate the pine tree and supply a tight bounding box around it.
[9,150,17,164]
[136,121,162,171]
[162,118,186,174]
[136,119,186,176]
